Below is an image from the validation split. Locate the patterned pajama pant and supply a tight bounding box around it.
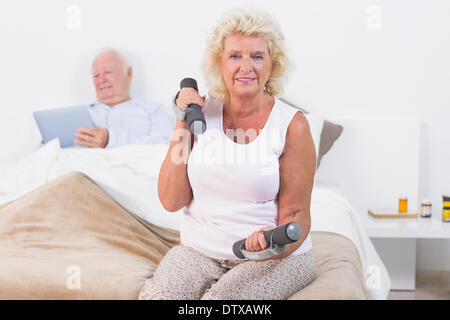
[138,245,317,300]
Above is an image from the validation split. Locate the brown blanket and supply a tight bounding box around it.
[0,172,368,299]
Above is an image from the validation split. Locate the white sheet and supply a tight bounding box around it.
[310,186,391,300]
[0,140,390,299]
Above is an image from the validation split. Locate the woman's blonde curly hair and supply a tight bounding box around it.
[202,7,293,104]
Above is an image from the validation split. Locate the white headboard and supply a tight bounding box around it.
[315,116,422,218]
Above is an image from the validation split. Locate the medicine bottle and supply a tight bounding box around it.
[420,200,432,218]
[443,195,450,222]
[398,196,408,213]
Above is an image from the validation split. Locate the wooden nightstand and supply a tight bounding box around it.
[363,213,450,290]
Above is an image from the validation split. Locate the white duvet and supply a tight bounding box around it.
[0,139,390,299]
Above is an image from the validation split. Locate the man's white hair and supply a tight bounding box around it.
[92,47,132,74]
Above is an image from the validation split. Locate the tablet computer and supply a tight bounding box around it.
[33,105,95,148]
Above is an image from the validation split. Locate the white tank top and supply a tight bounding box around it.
[181,97,312,259]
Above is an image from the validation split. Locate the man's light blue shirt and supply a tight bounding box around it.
[88,98,175,148]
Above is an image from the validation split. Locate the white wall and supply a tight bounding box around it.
[0,0,448,270]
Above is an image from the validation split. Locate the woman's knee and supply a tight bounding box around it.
[140,245,225,300]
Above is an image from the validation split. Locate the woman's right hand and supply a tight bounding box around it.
[176,87,206,110]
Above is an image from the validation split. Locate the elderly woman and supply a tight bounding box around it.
[139,7,317,300]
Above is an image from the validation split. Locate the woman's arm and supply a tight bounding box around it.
[275,111,316,258]
[245,111,316,259]
[157,118,194,212]
[157,88,204,212]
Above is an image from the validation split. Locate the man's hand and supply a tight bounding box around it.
[74,126,109,148]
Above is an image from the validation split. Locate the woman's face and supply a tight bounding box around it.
[220,34,272,100]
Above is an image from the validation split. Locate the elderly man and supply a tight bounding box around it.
[74,48,174,148]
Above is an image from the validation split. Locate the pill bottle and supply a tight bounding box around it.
[398,196,408,213]
[443,195,450,222]
[420,200,432,218]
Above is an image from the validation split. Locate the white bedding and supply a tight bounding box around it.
[0,139,390,299]
[310,185,391,300]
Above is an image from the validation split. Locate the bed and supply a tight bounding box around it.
[0,133,391,300]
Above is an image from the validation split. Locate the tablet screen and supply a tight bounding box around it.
[33,105,95,148]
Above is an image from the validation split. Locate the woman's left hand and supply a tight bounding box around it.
[245,227,272,252]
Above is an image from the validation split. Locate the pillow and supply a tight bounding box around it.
[317,120,343,168]
[278,96,342,167]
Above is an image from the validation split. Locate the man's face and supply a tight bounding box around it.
[92,51,132,107]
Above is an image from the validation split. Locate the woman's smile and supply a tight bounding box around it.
[235,77,257,84]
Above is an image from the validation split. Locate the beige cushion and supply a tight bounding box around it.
[289,231,369,300]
